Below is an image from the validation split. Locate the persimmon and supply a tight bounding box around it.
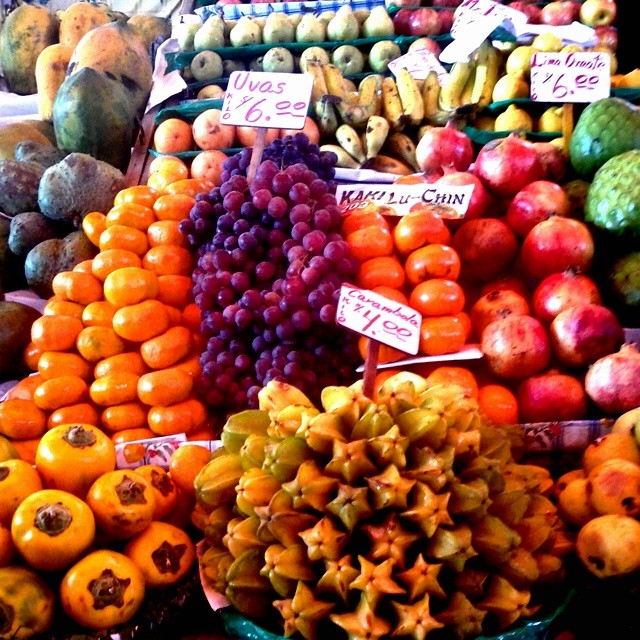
[174,352,202,378]
[94,352,148,379]
[101,402,149,433]
[22,342,43,372]
[111,427,155,444]
[163,303,183,327]
[419,315,468,356]
[52,271,103,306]
[409,278,466,317]
[82,211,107,247]
[371,285,409,305]
[147,397,207,436]
[81,300,118,328]
[152,193,196,222]
[47,403,101,430]
[137,368,193,407]
[0,459,44,525]
[147,154,189,179]
[392,209,452,256]
[163,178,210,198]
[155,274,193,308]
[346,224,394,263]
[42,297,85,319]
[72,260,94,274]
[147,220,188,248]
[140,325,193,370]
[404,244,461,286]
[425,366,479,399]
[133,465,178,520]
[181,303,202,332]
[357,335,405,365]
[168,443,212,497]
[356,255,405,290]
[5,373,44,401]
[341,211,388,237]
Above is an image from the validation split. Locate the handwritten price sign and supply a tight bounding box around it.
[530,51,610,103]
[221,71,313,129]
[336,284,421,355]
[388,49,448,83]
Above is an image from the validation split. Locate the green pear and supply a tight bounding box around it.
[368,40,402,73]
[262,47,295,74]
[190,50,224,82]
[263,12,295,45]
[193,15,225,51]
[295,14,327,43]
[332,45,365,76]
[299,46,331,72]
[177,21,201,52]
[362,6,394,38]
[229,16,262,47]
[327,6,360,42]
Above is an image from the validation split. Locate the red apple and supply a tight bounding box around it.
[408,37,442,57]
[540,0,581,25]
[506,180,572,238]
[408,8,442,37]
[437,9,455,34]
[393,8,414,36]
[508,2,543,23]
[594,24,619,51]
[580,0,617,26]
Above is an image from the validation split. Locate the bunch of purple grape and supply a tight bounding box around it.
[180,134,362,413]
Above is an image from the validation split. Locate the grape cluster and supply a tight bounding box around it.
[180,134,362,413]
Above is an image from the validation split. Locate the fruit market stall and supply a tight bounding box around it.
[1,0,640,639]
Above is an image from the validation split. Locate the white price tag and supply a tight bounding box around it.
[388,50,448,83]
[335,182,474,219]
[221,71,313,129]
[530,51,610,103]
[336,284,421,355]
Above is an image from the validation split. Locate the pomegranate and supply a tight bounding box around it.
[517,370,588,422]
[470,289,531,340]
[532,141,568,182]
[532,270,602,325]
[549,303,624,368]
[416,120,474,174]
[435,170,495,230]
[520,216,595,282]
[452,217,519,283]
[585,343,640,415]
[481,314,551,380]
[480,275,530,299]
[505,180,572,238]
[472,133,545,198]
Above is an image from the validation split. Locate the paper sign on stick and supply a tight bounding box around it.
[530,51,610,103]
[336,284,421,355]
[388,49,448,83]
[221,71,313,129]
[335,182,474,219]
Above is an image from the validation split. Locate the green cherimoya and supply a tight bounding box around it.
[610,252,640,308]
[569,97,640,177]
[585,149,640,236]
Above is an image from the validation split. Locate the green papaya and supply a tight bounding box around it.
[0,4,59,95]
[53,67,136,173]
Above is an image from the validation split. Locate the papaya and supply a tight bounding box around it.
[67,19,153,117]
[53,67,136,172]
[58,1,112,50]
[0,4,59,95]
[0,122,53,161]
[0,565,55,638]
[35,43,74,122]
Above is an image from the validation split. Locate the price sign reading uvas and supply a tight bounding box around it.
[530,51,610,103]
[221,71,313,129]
[336,284,421,355]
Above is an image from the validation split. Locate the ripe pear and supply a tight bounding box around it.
[262,47,295,74]
[581,432,640,474]
[298,46,331,72]
[263,12,295,45]
[229,16,262,47]
[193,15,225,51]
[190,50,223,82]
[587,458,640,517]
[362,6,394,38]
[295,14,327,43]
[327,6,360,42]
[177,21,201,52]
[577,514,640,578]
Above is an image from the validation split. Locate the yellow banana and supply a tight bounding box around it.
[422,70,453,126]
[439,59,475,112]
[316,95,340,137]
[395,67,424,126]
[364,115,390,159]
[471,39,501,109]
[361,154,414,176]
[303,60,328,108]
[322,63,349,102]
[382,76,406,131]
[460,63,477,107]
[384,132,420,172]
[358,74,383,117]
[336,124,366,163]
[320,144,361,169]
